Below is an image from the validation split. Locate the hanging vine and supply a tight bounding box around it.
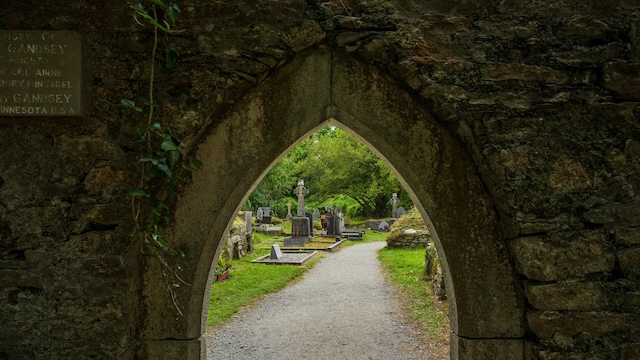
[121,0,201,315]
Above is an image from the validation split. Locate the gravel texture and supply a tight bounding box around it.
[205,241,431,359]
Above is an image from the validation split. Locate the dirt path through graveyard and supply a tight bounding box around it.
[205,241,433,360]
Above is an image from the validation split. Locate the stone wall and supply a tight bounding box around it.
[1,0,639,359]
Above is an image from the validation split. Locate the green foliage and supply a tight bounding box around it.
[125,0,201,315]
[248,126,411,218]
[207,234,320,328]
[378,247,449,358]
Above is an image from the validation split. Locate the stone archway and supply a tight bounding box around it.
[139,48,525,359]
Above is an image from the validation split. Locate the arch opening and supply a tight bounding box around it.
[139,48,525,360]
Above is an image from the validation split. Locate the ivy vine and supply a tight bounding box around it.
[121,0,201,315]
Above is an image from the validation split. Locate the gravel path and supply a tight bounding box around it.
[205,241,431,360]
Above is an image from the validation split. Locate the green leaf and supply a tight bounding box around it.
[119,98,142,112]
[149,122,162,132]
[139,157,159,165]
[155,159,173,180]
[166,3,181,25]
[169,150,181,166]
[131,188,151,197]
[161,134,178,151]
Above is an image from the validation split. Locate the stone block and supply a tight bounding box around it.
[83,166,128,199]
[604,62,640,100]
[618,247,640,276]
[482,63,568,84]
[451,334,523,360]
[69,203,129,226]
[512,230,615,281]
[614,227,640,245]
[527,311,640,338]
[583,203,640,225]
[548,158,591,193]
[622,343,640,360]
[143,338,205,360]
[525,282,607,311]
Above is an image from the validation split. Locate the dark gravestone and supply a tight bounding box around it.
[0,30,85,116]
[287,216,311,246]
[326,208,342,236]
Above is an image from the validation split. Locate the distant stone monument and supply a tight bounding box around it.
[390,193,400,218]
[286,200,292,220]
[326,206,343,237]
[394,207,406,218]
[286,179,311,246]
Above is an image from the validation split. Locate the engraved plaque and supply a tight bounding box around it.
[0,30,84,117]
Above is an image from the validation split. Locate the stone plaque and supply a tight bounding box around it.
[0,30,84,117]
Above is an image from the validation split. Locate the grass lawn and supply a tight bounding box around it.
[206,232,321,328]
[377,246,450,359]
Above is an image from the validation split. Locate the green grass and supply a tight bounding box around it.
[206,233,320,328]
[377,246,449,357]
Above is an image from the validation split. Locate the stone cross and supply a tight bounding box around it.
[293,179,309,216]
[286,201,292,219]
[390,193,400,217]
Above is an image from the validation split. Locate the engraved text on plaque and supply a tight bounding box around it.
[0,31,84,116]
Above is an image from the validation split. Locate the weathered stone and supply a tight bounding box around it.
[548,158,592,193]
[615,227,640,245]
[622,343,640,360]
[626,292,640,307]
[69,203,129,227]
[83,166,128,199]
[525,282,608,311]
[604,63,640,100]
[481,63,567,84]
[618,247,640,276]
[583,203,640,225]
[284,20,325,52]
[557,16,610,41]
[451,334,523,360]
[527,311,640,338]
[512,230,615,281]
[517,213,582,236]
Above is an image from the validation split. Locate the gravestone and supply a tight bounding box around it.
[262,206,273,224]
[270,244,283,260]
[326,206,343,236]
[286,201,292,220]
[0,30,85,116]
[287,179,311,246]
[379,220,389,231]
[245,211,252,233]
[313,209,320,221]
[256,207,264,222]
[389,193,400,219]
[394,207,406,218]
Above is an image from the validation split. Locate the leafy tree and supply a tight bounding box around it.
[247,126,411,218]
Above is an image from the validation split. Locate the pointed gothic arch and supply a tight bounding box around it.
[139,48,525,359]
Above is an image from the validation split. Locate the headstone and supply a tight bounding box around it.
[293,179,309,216]
[256,207,264,222]
[389,193,400,219]
[394,207,406,218]
[287,179,311,246]
[291,216,311,239]
[378,220,389,231]
[270,244,283,260]
[0,30,85,117]
[245,211,253,233]
[326,206,343,236]
[262,206,273,224]
[286,201,292,220]
[313,209,320,221]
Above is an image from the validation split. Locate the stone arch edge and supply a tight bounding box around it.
[138,48,525,360]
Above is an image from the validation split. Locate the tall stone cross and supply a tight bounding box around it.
[390,192,400,217]
[293,179,309,216]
